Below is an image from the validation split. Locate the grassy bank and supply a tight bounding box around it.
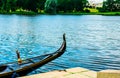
[0,11,39,15]
[0,10,120,16]
[58,12,120,16]
[98,12,120,16]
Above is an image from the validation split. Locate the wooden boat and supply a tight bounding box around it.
[0,34,66,78]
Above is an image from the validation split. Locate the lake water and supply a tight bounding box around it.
[0,15,120,75]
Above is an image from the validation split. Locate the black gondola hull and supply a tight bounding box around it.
[0,34,66,78]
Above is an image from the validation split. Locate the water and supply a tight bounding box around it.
[0,15,120,75]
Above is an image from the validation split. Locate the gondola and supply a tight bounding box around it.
[0,34,66,78]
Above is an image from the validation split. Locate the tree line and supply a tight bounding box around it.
[0,0,88,14]
[0,0,120,14]
[102,0,120,12]
[0,0,46,12]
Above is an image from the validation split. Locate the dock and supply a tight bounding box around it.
[20,67,97,78]
[19,67,120,78]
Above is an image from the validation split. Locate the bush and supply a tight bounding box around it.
[84,9,90,13]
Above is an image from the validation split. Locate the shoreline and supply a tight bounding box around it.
[0,11,120,16]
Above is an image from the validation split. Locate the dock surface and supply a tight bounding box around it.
[20,67,97,78]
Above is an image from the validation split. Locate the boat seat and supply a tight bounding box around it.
[0,65,8,72]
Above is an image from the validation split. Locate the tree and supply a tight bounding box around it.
[0,0,7,11]
[102,0,120,11]
[7,0,17,11]
[57,0,88,12]
[16,0,25,9]
[44,0,57,14]
[114,0,120,11]
[18,0,45,12]
[38,0,46,10]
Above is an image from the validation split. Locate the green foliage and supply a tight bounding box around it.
[57,0,88,13]
[44,0,57,14]
[84,9,90,13]
[102,0,120,12]
[0,0,46,12]
[0,0,89,14]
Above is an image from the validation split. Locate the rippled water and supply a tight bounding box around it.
[0,15,120,74]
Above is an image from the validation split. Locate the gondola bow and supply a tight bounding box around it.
[0,34,66,78]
